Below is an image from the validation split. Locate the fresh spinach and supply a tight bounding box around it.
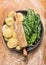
[22,9,42,46]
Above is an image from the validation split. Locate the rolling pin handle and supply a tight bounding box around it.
[23,48,27,57]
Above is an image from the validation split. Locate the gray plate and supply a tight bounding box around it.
[2,10,43,53]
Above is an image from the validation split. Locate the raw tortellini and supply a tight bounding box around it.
[5,17,14,26]
[17,13,24,22]
[12,31,17,38]
[16,45,21,50]
[3,28,13,38]
[4,37,9,41]
[8,11,15,18]
[2,11,24,50]
[2,25,9,32]
[7,38,18,48]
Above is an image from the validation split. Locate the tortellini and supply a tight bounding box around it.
[13,31,17,38]
[8,11,15,18]
[7,38,18,48]
[4,37,9,41]
[3,28,13,38]
[10,25,15,30]
[5,17,14,26]
[16,45,21,50]
[2,25,9,32]
[2,11,24,50]
[17,13,24,22]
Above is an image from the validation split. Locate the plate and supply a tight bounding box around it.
[2,10,43,53]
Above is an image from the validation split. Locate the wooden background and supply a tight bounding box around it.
[0,0,46,65]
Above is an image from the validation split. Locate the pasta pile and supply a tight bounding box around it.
[2,11,23,50]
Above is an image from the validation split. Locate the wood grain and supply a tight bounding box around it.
[0,0,46,65]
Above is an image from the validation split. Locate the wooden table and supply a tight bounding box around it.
[0,0,46,65]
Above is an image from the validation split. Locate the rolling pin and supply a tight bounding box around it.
[14,12,27,56]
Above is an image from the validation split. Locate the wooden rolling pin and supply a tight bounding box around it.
[14,12,27,56]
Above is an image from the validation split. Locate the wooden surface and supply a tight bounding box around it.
[0,0,46,65]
